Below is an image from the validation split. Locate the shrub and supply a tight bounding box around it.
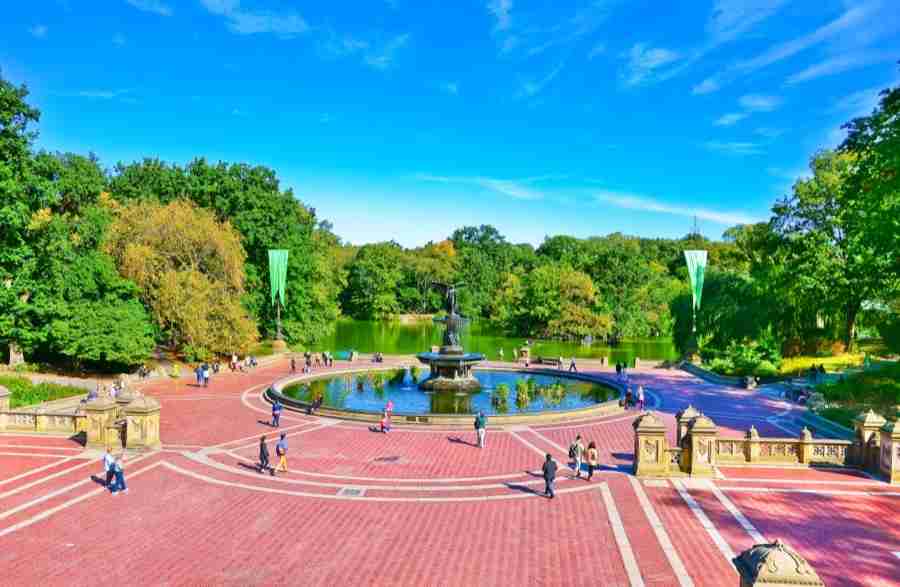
[0,376,87,409]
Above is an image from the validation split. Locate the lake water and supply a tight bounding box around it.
[282,369,618,416]
[312,319,677,363]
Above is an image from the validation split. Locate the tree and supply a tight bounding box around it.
[104,199,257,358]
[772,149,897,349]
[342,242,404,319]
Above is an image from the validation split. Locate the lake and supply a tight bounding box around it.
[312,319,677,363]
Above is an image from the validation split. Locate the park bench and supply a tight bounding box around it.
[534,356,563,368]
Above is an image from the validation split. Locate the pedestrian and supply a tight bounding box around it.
[291,356,297,374]
[558,356,564,370]
[258,435,272,475]
[111,456,128,495]
[385,399,394,415]
[231,352,237,371]
[474,411,487,448]
[380,409,391,433]
[637,385,645,411]
[271,399,282,428]
[569,435,585,478]
[625,387,633,409]
[586,441,598,481]
[569,357,577,372]
[542,454,558,499]
[275,433,288,473]
[202,363,210,387]
[314,353,322,368]
[498,348,504,362]
[103,448,116,489]
[615,361,621,376]
[195,365,203,386]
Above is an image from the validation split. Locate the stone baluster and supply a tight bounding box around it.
[745,426,760,464]
[798,427,813,464]
[632,413,670,477]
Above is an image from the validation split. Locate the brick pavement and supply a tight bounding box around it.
[0,357,897,586]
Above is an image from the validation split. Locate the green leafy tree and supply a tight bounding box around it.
[342,242,404,319]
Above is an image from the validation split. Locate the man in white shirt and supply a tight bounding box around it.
[103,449,116,489]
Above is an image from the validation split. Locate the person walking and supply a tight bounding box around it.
[637,385,645,411]
[195,365,203,386]
[615,361,621,376]
[542,454,558,499]
[275,433,288,473]
[271,399,283,428]
[586,441,599,481]
[474,411,487,448]
[103,449,116,489]
[380,409,391,433]
[569,435,585,478]
[291,356,297,374]
[202,363,210,387]
[385,399,394,416]
[498,348,504,362]
[569,357,577,372]
[258,435,271,475]
[110,456,128,495]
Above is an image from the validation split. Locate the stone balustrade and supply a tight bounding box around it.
[633,408,899,485]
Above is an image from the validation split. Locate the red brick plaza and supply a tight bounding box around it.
[1,358,898,586]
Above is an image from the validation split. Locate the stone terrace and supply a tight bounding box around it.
[1,357,898,586]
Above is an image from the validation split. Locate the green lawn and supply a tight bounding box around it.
[814,360,900,424]
[0,375,87,409]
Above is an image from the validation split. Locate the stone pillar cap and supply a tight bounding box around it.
[855,409,886,427]
[84,397,117,410]
[632,412,665,432]
[688,414,717,431]
[733,539,824,586]
[124,395,160,414]
[881,419,900,434]
[676,404,700,421]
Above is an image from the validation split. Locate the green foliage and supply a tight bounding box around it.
[878,313,900,355]
[817,361,900,415]
[409,365,421,382]
[341,242,404,319]
[706,335,782,377]
[0,375,87,409]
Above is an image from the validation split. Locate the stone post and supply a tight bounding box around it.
[733,539,824,586]
[798,427,813,464]
[687,414,718,477]
[632,413,670,477]
[124,395,161,451]
[676,404,700,447]
[0,385,9,432]
[854,410,886,470]
[745,426,760,464]
[83,398,119,449]
[879,420,900,485]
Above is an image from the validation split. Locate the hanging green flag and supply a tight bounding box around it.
[268,249,289,307]
[683,250,707,312]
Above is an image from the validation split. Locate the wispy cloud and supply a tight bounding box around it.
[620,44,680,86]
[112,33,126,47]
[785,51,897,85]
[29,25,48,39]
[364,34,410,70]
[200,0,309,37]
[588,43,606,60]
[706,0,788,44]
[73,89,131,99]
[125,0,172,16]
[714,113,748,126]
[704,141,764,155]
[594,190,757,225]
[487,0,513,32]
[738,94,782,112]
[439,82,459,95]
[830,85,887,116]
[694,3,877,94]
[755,127,787,139]
[416,173,551,200]
[518,61,565,98]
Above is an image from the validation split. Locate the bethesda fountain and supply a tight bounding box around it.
[417,282,485,392]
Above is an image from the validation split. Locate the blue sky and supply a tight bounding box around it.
[3,1,899,246]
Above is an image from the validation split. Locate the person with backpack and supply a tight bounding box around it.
[290,356,297,374]
[474,411,487,448]
[542,454,558,499]
[569,435,585,478]
[637,385,645,411]
[110,456,128,495]
[102,449,116,489]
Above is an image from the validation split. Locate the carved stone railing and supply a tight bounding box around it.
[632,409,898,484]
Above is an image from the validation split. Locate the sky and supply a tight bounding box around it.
[3,0,899,247]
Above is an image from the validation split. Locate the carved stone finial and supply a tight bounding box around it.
[733,539,824,586]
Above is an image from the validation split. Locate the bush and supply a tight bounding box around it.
[879,314,900,355]
[0,376,87,409]
[754,360,779,377]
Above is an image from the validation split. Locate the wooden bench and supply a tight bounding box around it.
[534,357,563,367]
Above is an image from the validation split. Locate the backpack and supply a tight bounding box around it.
[568,443,576,459]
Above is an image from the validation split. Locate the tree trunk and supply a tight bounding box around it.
[845,300,860,352]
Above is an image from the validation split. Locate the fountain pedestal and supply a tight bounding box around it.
[416,286,484,392]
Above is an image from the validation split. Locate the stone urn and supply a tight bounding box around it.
[733,539,824,586]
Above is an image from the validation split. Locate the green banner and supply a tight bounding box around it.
[268,249,289,307]
[683,250,707,311]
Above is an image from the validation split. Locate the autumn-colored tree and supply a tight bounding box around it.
[104,199,257,358]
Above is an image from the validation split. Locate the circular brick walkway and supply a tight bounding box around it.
[1,356,897,586]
